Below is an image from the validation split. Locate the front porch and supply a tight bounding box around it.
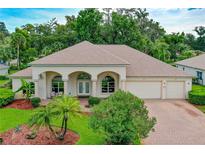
[34,70,126,99]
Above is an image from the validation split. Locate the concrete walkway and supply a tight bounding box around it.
[143,100,205,145]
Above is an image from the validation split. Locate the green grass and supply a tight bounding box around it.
[195,105,205,113]
[191,84,205,113]
[0,80,9,86]
[0,108,32,133]
[0,108,105,144]
[192,84,205,91]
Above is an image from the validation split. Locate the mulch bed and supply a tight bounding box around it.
[5,99,33,110]
[0,125,79,145]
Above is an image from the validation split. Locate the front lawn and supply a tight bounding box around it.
[0,80,9,87]
[191,84,205,113]
[192,84,205,91]
[0,108,105,145]
[195,105,205,113]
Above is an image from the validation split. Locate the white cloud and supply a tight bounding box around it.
[147,8,205,35]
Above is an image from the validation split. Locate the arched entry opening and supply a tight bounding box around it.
[77,72,91,96]
[69,71,91,96]
[42,71,64,98]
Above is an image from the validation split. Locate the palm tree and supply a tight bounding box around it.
[50,95,81,140]
[28,105,55,134]
[11,32,26,70]
[15,79,33,100]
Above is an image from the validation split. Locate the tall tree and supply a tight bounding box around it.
[74,8,103,43]
[164,32,190,60]
[0,22,9,36]
[194,26,205,51]
[11,32,26,69]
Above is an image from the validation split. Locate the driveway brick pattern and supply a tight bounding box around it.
[143,100,205,145]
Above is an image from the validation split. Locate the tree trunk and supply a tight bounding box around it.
[62,114,68,138]
[61,116,65,132]
[17,45,20,70]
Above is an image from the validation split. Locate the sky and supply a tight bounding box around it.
[0,8,205,35]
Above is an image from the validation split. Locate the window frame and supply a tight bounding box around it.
[197,71,203,80]
[51,76,64,93]
[101,76,115,94]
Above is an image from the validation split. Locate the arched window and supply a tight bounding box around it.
[52,76,64,93]
[101,76,115,93]
[77,72,91,80]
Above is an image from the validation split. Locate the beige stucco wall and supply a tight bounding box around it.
[31,65,126,81]
[44,71,120,98]
[12,65,192,100]
[31,65,126,99]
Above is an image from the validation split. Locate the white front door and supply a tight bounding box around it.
[77,80,91,96]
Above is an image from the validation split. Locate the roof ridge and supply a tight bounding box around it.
[176,53,205,64]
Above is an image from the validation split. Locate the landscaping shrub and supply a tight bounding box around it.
[0,88,14,107]
[90,90,156,145]
[88,96,101,106]
[189,90,205,105]
[31,97,41,107]
[0,75,8,80]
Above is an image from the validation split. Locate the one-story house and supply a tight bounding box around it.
[176,54,205,85]
[0,63,9,75]
[10,41,192,99]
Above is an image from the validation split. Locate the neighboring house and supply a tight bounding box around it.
[9,59,18,66]
[10,41,192,99]
[176,54,205,85]
[0,64,9,75]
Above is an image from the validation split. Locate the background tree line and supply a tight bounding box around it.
[0,8,204,70]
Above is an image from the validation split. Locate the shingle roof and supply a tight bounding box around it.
[31,41,129,65]
[175,54,205,70]
[11,41,191,78]
[99,45,191,77]
[10,67,32,78]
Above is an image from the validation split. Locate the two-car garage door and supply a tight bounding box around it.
[126,81,185,99]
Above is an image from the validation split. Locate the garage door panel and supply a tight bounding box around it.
[166,82,185,99]
[126,82,161,99]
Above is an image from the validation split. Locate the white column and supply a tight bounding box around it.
[161,80,167,99]
[92,80,97,97]
[63,79,69,95]
[34,80,39,97]
[120,80,126,91]
[185,79,192,99]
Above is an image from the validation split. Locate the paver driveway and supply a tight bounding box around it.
[143,100,205,145]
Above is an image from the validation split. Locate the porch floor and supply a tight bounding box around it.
[41,98,90,113]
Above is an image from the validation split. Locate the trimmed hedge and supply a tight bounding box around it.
[188,90,205,105]
[31,97,41,107]
[88,96,101,106]
[0,88,14,107]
